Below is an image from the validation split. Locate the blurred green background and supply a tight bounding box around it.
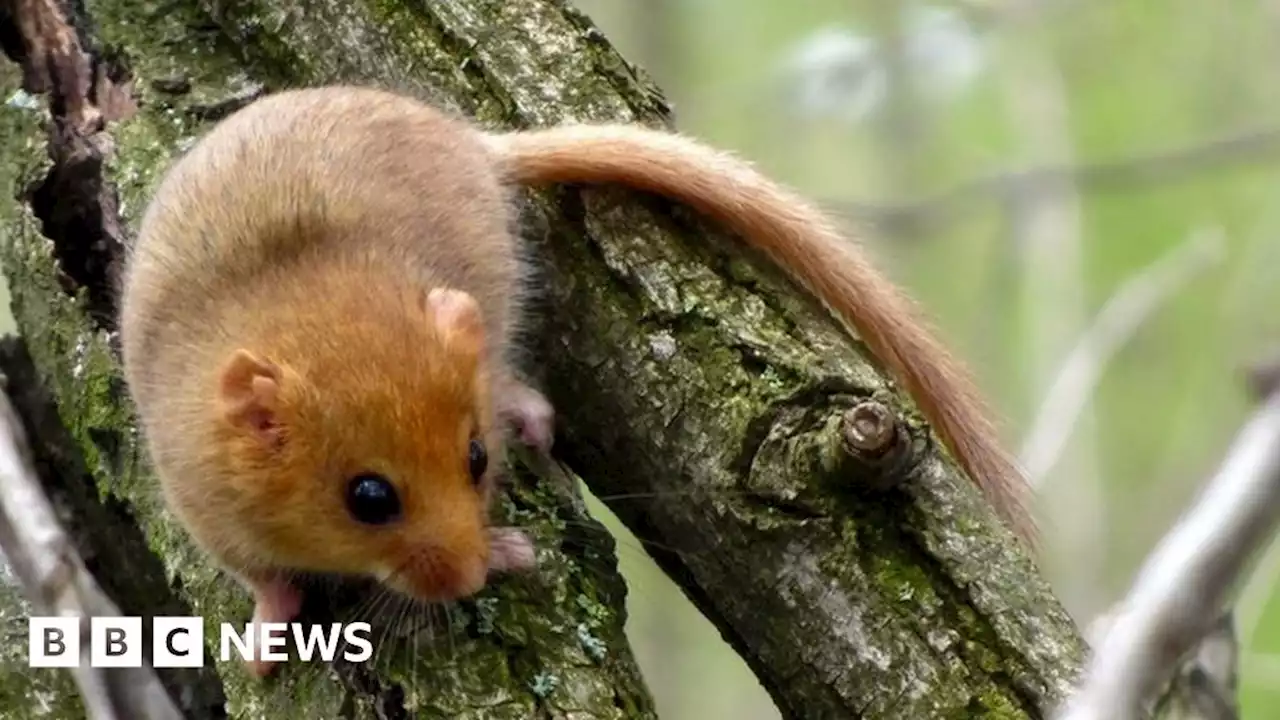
[567,0,1280,718]
[6,0,1280,717]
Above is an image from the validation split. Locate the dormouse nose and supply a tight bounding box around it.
[389,486,491,601]
[440,554,488,599]
[392,549,488,602]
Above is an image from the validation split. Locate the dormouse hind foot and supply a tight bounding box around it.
[499,380,555,454]
[239,573,303,678]
[488,527,537,574]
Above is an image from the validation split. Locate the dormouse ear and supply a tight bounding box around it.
[218,349,284,446]
[423,288,485,358]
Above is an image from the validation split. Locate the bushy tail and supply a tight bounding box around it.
[485,125,1037,546]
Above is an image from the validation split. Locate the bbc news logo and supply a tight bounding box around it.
[28,616,373,668]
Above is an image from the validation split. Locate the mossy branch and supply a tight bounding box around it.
[0,0,1241,718]
[0,0,653,717]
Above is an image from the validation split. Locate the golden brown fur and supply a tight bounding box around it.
[120,88,521,606]
[120,83,1034,641]
[485,126,1037,544]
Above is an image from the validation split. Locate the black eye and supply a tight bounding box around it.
[346,473,401,525]
[468,439,488,483]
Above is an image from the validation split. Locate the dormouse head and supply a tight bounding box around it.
[213,286,502,603]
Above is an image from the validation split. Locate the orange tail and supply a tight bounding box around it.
[486,126,1036,546]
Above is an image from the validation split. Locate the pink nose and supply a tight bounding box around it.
[392,553,488,602]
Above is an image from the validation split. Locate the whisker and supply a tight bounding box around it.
[494,521,713,610]
[443,603,458,664]
[424,605,441,664]
[350,584,389,627]
[591,488,754,503]
[412,597,423,705]
[361,588,397,672]
[376,594,410,671]
[506,520,702,562]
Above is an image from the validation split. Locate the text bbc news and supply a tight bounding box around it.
[27,616,374,668]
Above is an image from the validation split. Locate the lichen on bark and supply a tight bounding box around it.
[0,0,654,717]
[2,0,1105,718]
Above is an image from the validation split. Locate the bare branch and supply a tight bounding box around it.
[0,385,184,720]
[1228,350,1280,645]
[1020,228,1227,485]
[994,0,1105,618]
[829,127,1280,235]
[1246,347,1280,399]
[1056,389,1280,720]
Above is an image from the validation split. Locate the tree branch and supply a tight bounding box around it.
[0,342,184,720]
[1057,389,1280,720]
[1020,228,1226,486]
[0,0,1128,718]
[832,126,1280,235]
[0,0,655,717]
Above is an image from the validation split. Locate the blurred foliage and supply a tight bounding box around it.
[570,1,1280,718]
[6,0,1280,717]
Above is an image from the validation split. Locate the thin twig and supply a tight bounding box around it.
[1220,349,1280,648]
[996,0,1104,617]
[1055,389,1280,720]
[0,387,184,720]
[1245,348,1280,399]
[1020,228,1227,485]
[830,126,1280,234]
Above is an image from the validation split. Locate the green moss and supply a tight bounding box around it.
[966,688,1027,720]
[0,0,1095,715]
[0,6,656,715]
[0,102,50,224]
[0,582,88,720]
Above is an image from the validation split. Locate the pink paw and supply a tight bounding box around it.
[502,383,555,454]
[488,527,537,574]
[247,655,280,679]
[243,574,303,677]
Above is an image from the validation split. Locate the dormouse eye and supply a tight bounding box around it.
[468,439,488,483]
[346,473,401,525]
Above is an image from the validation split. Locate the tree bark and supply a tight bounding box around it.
[0,2,655,717]
[0,0,1222,719]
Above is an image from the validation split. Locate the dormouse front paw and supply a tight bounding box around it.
[487,527,536,574]
[499,381,555,454]
[239,573,303,677]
